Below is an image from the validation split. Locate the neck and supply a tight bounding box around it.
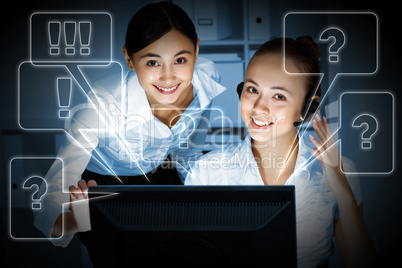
[252,128,298,160]
[251,129,299,185]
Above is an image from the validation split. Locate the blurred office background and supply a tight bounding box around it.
[0,0,400,267]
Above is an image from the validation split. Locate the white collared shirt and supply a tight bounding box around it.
[34,58,226,247]
[185,133,362,268]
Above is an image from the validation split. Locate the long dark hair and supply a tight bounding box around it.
[124,2,198,55]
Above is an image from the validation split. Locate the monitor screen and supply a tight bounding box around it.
[88,185,297,267]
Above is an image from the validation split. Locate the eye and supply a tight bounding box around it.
[147,60,159,67]
[273,93,286,101]
[247,87,258,94]
[175,58,187,64]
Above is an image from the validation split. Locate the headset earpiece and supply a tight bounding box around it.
[303,99,320,122]
[294,99,320,127]
[236,82,244,98]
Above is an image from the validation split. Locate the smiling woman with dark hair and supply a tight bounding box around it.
[34,1,226,251]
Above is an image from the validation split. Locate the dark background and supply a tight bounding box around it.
[1,0,400,267]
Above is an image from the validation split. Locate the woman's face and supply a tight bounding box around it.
[240,54,307,144]
[123,29,199,106]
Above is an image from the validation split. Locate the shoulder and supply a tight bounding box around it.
[195,57,221,83]
[295,134,325,178]
[88,71,123,102]
[192,57,226,107]
[195,142,242,167]
[185,142,243,185]
[68,72,125,131]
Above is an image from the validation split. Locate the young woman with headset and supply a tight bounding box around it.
[186,37,378,267]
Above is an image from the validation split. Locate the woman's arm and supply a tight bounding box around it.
[335,204,364,265]
[309,114,378,267]
[331,176,377,267]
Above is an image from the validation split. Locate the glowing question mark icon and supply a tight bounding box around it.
[352,113,378,150]
[22,176,48,210]
[319,27,346,63]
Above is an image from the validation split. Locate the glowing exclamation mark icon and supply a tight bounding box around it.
[64,22,76,55]
[57,78,72,118]
[79,21,91,55]
[48,21,60,55]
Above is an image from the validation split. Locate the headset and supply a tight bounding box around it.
[236,82,319,127]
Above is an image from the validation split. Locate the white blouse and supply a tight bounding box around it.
[186,133,362,268]
[34,58,226,247]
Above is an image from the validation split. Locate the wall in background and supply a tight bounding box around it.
[0,0,400,267]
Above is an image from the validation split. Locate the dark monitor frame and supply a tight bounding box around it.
[88,185,297,267]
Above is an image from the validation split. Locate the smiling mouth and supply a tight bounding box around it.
[250,117,274,129]
[153,83,180,94]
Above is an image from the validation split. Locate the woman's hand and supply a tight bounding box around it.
[68,179,97,232]
[309,114,339,167]
[309,114,349,195]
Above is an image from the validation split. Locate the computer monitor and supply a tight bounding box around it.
[88,185,297,267]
